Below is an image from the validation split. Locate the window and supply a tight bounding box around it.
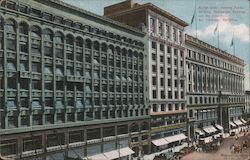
[19,22,28,34]
[152,41,156,49]
[7,61,16,71]
[168,91,172,99]
[161,104,165,111]
[179,31,182,43]
[158,22,163,36]
[43,29,53,41]
[31,26,41,38]
[32,63,40,72]
[7,99,17,109]
[43,12,52,21]
[168,104,172,111]
[150,18,155,32]
[87,128,101,140]
[173,28,177,41]
[30,8,41,17]
[160,55,164,62]
[160,78,164,86]
[152,53,156,61]
[20,43,28,53]
[56,48,63,59]
[5,20,16,33]
[152,90,157,98]
[31,44,41,55]
[160,67,164,73]
[55,32,63,43]
[32,80,41,90]
[19,4,28,13]
[6,39,16,51]
[0,139,17,156]
[161,90,165,99]
[32,115,42,125]
[166,25,170,38]
[167,46,171,53]
[152,65,156,73]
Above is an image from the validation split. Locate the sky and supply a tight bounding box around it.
[63,0,250,90]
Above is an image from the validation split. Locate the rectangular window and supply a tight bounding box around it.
[87,128,101,140]
[173,28,177,41]
[152,41,156,49]
[7,39,16,51]
[166,25,170,38]
[152,90,157,98]
[150,18,155,32]
[158,22,163,36]
[152,77,157,85]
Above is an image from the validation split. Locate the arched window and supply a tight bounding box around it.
[133,51,138,58]
[108,45,114,54]
[139,52,143,59]
[128,50,133,58]
[76,37,83,47]
[43,29,53,41]
[19,22,28,35]
[115,47,121,55]
[85,39,92,49]
[30,26,41,38]
[55,32,63,43]
[101,43,107,52]
[93,41,99,51]
[122,48,127,57]
[5,19,16,33]
[66,34,73,45]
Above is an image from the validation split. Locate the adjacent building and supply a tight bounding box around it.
[185,34,246,144]
[0,0,150,159]
[104,0,189,158]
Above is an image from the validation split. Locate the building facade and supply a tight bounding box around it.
[104,0,189,158]
[0,0,150,159]
[185,34,246,144]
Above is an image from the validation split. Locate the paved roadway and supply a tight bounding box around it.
[181,132,250,160]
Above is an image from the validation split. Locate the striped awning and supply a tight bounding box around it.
[195,128,205,135]
[240,118,247,124]
[234,120,243,126]
[230,121,236,127]
[164,133,187,143]
[215,124,223,130]
[203,125,217,133]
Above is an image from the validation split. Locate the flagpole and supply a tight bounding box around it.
[217,22,220,49]
[233,33,235,56]
[195,0,197,38]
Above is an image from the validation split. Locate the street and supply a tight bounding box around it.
[181,132,250,160]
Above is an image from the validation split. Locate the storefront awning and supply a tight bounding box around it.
[119,147,135,157]
[240,118,247,124]
[215,124,223,130]
[234,120,243,126]
[164,133,187,143]
[152,138,169,146]
[195,128,205,135]
[87,154,109,160]
[203,125,217,133]
[230,121,236,127]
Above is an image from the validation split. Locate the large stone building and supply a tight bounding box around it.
[185,34,246,144]
[0,0,150,159]
[104,0,189,158]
